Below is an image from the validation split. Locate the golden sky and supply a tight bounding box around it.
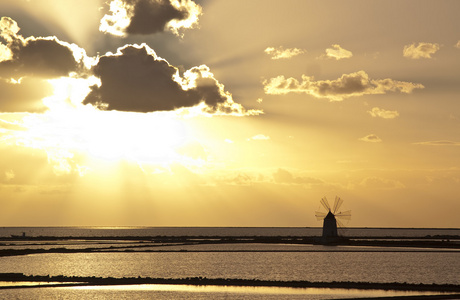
[1,0,459,227]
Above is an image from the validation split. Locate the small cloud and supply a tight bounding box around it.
[455,41,460,49]
[263,70,424,101]
[403,42,440,59]
[100,0,202,37]
[359,134,382,143]
[319,44,353,60]
[224,139,234,144]
[256,98,263,103]
[264,46,305,60]
[248,134,270,141]
[413,140,460,146]
[367,107,399,119]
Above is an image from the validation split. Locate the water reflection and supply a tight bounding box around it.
[1,251,458,284]
[62,284,446,298]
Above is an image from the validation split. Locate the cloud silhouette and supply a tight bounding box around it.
[0,17,84,79]
[264,70,424,101]
[100,0,201,36]
[83,44,258,115]
[403,42,440,59]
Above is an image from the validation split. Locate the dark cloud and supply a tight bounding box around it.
[127,0,188,34]
[100,0,201,36]
[0,17,82,79]
[83,44,255,115]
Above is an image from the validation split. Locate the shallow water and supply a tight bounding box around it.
[1,247,458,285]
[1,227,459,299]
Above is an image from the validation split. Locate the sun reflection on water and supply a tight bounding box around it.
[62,284,447,298]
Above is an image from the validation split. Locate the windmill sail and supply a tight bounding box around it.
[320,197,331,212]
[332,196,343,214]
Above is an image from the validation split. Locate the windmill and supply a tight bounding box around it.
[315,196,351,239]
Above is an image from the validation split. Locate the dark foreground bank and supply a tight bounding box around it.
[1,273,460,293]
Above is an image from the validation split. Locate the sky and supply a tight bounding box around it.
[1,0,459,227]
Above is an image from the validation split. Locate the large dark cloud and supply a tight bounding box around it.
[83,44,254,115]
[0,17,82,79]
[127,0,188,34]
[100,0,201,36]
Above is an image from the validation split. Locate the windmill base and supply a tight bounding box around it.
[315,236,350,245]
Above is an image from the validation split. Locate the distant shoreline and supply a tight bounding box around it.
[0,235,459,257]
[1,226,459,229]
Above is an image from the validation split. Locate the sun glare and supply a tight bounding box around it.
[13,77,205,176]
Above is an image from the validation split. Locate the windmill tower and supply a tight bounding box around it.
[315,196,351,239]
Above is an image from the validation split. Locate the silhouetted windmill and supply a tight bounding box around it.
[315,196,351,239]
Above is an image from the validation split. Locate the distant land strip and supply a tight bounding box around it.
[0,273,460,294]
[0,235,459,257]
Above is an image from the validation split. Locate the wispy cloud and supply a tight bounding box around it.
[273,168,322,185]
[248,134,270,141]
[367,107,399,119]
[264,46,305,60]
[319,44,352,60]
[413,140,460,146]
[100,0,202,37]
[359,134,382,143]
[403,42,440,59]
[359,176,405,189]
[263,70,423,101]
[455,41,460,49]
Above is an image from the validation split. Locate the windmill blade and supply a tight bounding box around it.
[320,197,331,211]
[332,196,343,214]
[315,211,327,221]
[336,218,346,228]
[335,210,352,220]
